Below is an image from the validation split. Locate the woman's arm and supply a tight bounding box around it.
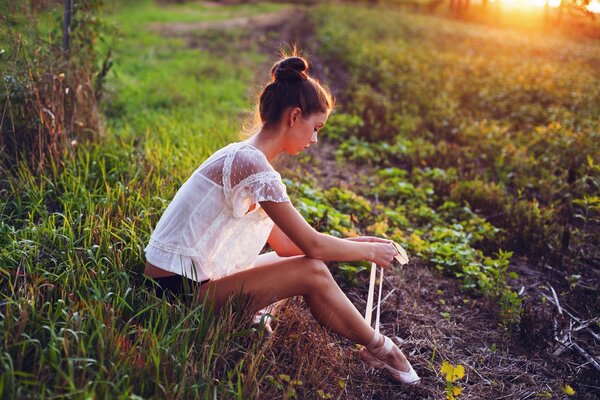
[260,201,397,266]
[344,236,393,244]
[267,220,391,257]
[267,223,305,257]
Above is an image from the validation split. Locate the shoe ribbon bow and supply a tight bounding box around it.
[364,241,409,333]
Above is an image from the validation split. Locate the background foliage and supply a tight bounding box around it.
[1,0,598,398]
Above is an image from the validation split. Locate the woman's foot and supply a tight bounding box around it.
[251,300,288,337]
[361,332,421,385]
[252,309,273,336]
[363,334,411,371]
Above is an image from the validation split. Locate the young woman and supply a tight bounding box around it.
[143,55,420,385]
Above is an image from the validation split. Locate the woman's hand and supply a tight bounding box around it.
[369,241,398,268]
[345,236,393,244]
[345,236,397,266]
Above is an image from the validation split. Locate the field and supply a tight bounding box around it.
[1,0,599,398]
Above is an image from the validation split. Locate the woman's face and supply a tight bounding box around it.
[284,109,329,155]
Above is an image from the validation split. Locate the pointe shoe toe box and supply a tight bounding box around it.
[360,347,386,369]
[362,335,421,385]
[385,363,421,385]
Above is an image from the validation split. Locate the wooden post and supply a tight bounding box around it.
[63,0,72,58]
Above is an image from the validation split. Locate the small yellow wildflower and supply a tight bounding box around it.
[563,384,575,396]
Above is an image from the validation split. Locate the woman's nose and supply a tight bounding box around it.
[311,132,318,144]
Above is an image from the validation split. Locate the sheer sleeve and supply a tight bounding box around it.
[225,148,290,218]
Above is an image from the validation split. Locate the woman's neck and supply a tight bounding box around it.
[244,126,285,162]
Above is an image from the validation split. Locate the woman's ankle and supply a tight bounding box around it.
[365,331,384,351]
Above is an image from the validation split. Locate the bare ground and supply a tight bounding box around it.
[153,4,600,399]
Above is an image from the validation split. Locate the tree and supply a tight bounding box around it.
[63,0,72,58]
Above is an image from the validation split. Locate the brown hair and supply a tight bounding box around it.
[257,54,335,128]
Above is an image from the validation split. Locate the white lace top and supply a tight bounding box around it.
[144,141,291,281]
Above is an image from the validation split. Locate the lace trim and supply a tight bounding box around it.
[222,150,235,204]
[223,143,278,203]
[254,195,291,203]
[222,143,266,203]
[233,171,282,192]
[147,239,201,257]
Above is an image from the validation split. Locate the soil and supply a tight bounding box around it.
[154,3,600,398]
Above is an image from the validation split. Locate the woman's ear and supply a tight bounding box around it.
[288,107,302,127]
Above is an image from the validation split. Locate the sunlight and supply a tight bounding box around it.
[491,0,561,9]
[589,1,600,13]
[490,0,600,13]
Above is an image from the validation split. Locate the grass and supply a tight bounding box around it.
[1,1,289,398]
[2,0,599,398]
[114,0,286,25]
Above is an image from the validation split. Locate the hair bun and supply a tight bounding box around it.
[271,56,308,82]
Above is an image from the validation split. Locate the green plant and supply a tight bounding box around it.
[1,0,113,171]
[440,360,465,400]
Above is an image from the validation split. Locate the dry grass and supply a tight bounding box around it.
[1,2,106,173]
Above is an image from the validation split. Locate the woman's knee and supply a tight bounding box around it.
[302,257,334,291]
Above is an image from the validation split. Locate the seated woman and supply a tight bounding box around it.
[143,53,420,385]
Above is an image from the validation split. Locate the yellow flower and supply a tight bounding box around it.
[441,360,465,382]
[441,360,453,377]
[563,384,575,396]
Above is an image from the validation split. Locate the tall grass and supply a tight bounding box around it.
[1,0,111,172]
[1,1,290,397]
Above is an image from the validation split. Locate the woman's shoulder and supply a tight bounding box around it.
[230,142,272,168]
[195,141,240,169]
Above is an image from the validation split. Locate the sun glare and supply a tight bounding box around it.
[490,0,600,13]
[589,1,600,13]
[491,0,560,8]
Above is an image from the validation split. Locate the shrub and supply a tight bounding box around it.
[449,179,509,217]
[320,113,363,142]
[502,198,556,259]
[346,84,397,141]
[0,0,112,172]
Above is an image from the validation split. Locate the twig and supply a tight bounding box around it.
[553,320,574,357]
[371,289,396,313]
[548,284,563,316]
[552,320,600,373]
[570,341,600,373]
[496,390,530,400]
[460,361,489,384]
[542,291,600,342]
[573,317,600,332]
[573,318,600,342]
[553,332,571,356]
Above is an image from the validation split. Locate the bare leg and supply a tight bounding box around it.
[197,254,410,371]
[251,252,291,324]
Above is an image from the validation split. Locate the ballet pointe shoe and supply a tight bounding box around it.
[361,332,421,385]
[252,308,273,337]
[360,331,386,368]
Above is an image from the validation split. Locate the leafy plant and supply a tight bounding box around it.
[440,360,465,400]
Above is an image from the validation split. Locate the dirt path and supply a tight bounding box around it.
[150,8,298,36]
[153,5,599,399]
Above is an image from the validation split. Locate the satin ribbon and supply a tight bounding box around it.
[364,241,409,333]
